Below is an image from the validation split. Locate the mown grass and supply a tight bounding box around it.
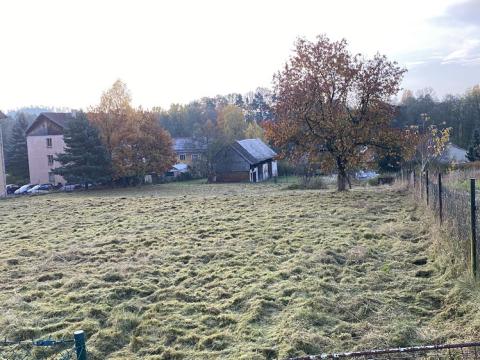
[0,182,477,359]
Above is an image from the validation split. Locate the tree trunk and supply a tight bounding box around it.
[336,157,349,191]
[337,171,348,191]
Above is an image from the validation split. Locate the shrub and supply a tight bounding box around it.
[285,176,327,190]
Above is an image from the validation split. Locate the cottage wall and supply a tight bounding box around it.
[215,147,250,173]
[217,171,250,182]
[272,160,278,177]
[175,152,201,166]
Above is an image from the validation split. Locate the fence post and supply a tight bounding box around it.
[438,173,443,225]
[426,170,429,205]
[74,330,87,360]
[471,179,477,278]
[413,170,416,191]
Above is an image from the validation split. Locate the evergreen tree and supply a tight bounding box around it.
[6,113,29,183]
[467,129,480,162]
[53,111,112,188]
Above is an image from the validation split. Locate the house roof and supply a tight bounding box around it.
[26,112,75,135]
[231,138,277,164]
[0,111,7,120]
[173,137,207,153]
[438,142,468,164]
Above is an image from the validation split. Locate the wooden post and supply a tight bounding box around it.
[413,170,416,189]
[426,170,429,205]
[74,330,88,360]
[471,179,477,278]
[438,173,443,225]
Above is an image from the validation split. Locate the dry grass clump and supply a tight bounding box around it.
[0,182,468,359]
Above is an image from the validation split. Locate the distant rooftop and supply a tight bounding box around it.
[40,112,76,128]
[26,112,76,135]
[438,142,468,164]
[173,137,207,153]
[231,138,277,164]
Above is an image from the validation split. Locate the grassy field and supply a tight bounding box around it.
[0,181,478,359]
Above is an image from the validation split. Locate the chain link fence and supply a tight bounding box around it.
[290,341,480,360]
[0,331,87,360]
[398,168,479,277]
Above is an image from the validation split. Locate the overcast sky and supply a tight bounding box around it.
[1,0,479,111]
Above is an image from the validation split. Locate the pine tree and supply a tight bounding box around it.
[6,113,29,183]
[53,111,112,188]
[467,129,480,162]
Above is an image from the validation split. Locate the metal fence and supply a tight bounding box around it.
[398,169,479,277]
[0,330,87,360]
[289,341,480,360]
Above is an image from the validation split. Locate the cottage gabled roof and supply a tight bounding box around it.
[0,111,7,120]
[26,112,75,135]
[231,138,277,164]
[173,137,207,152]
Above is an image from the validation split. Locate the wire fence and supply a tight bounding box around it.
[289,341,480,360]
[0,331,87,360]
[398,168,480,277]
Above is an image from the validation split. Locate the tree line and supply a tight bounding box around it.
[394,86,480,149]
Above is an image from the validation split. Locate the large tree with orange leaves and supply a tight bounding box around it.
[90,80,175,180]
[265,35,411,191]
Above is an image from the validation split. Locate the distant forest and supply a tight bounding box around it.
[394,86,480,149]
[2,85,480,150]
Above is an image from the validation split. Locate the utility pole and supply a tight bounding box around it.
[0,111,7,197]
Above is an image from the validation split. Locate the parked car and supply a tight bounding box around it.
[14,184,36,195]
[60,183,82,192]
[27,183,54,194]
[6,184,20,194]
[355,170,378,180]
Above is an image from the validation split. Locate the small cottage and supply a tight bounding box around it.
[214,139,278,182]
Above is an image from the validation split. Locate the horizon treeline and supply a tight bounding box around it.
[1,82,480,182]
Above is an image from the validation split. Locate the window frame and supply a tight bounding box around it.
[47,155,54,166]
[46,138,52,148]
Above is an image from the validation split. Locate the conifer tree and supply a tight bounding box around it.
[6,113,29,183]
[467,129,480,162]
[53,111,112,188]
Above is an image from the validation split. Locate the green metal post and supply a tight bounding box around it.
[426,170,429,205]
[438,173,443,225]
[74,330,87,360]
[471,179,477,278]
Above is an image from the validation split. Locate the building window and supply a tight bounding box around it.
[191,154,199,160]
[179,154,186,161]
[48,172,55,183]
[47,155,54,166]
[46,138,52,148]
